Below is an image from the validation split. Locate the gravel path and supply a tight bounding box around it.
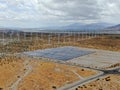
[10,60,32,90]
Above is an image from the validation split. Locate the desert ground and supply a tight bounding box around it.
[0,55,97,90]
[0,34,120,53]
[68,47,120,69]
[0,56,24,90]
[77,35,120,52]
[76,74,120,90]
[18,59,97,90]
[0,34,120,90]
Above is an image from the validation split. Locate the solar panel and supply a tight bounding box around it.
[24,46,95,61]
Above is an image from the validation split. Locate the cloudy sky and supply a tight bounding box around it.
[0,0,120,28]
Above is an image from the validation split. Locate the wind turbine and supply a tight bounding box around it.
[2,31,5,45]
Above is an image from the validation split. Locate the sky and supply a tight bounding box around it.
[0,0,120,28]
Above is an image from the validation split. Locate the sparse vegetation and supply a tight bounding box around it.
[0,33,119,90]
[18,60,96,90]
[77,75,120,90]
[0,56,24,89]
[0,34,120,54]
[77,35,120,51]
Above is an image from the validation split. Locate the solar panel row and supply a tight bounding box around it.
[24,46,95,61]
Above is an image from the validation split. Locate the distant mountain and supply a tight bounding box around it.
[84,23,113,30]
[0,22,116,32]
[0,28,23,33]
[60,22,113,31]
[59,23,84,31]
[107,24,120,31]
[41,22,113,31]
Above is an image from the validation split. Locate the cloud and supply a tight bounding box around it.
[37,0,102,21]
[0,0,120,27]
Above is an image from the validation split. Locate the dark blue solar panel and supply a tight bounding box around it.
[24,46,95,61]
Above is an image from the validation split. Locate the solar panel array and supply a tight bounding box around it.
[24,46,95,61]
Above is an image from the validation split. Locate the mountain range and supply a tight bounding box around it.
[0,22,120,32]
[107,24,120,31]
[59,22,113,31]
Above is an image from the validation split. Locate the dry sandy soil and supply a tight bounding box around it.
[0,35,119,90]
[18,60,97,90]
[68,47,120,69]
[0,56,24,90]
[0,56,97,90]
[77,36,120,52]
[76,74,120,90]
[0,35,120,53]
